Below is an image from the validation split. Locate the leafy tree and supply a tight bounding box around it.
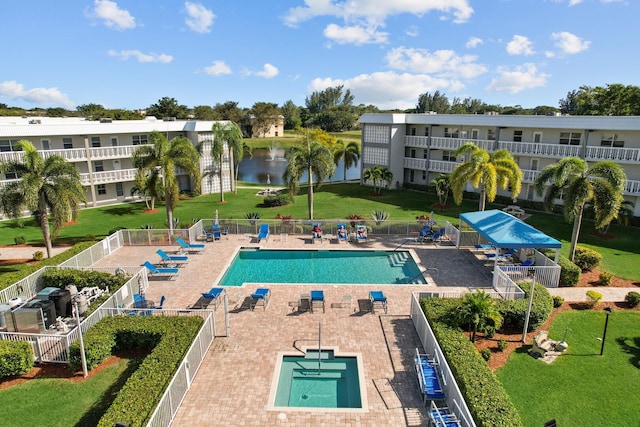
[456,290,503,343]
[532,105,559,116]
[45,108,71,117]
[132,131,200,232]
[559,90,579,115]
[415,91,450,113]
[249,102,281,137]
[534,158,626,261]
[431,173,451,210]
[281,100,302,130]
[146,97,189,119]
[212,101,245,124]
[305,85,354,116]
[450,142,523,211]
[305,85,355,130]
[192,105,216,120]
[333,139,360,183]
[76,103,107,119]
[283,140,335,219]
[363,165,393,195]
[0,140,85,258]
[314,105,355,132]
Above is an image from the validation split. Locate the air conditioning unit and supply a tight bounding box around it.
[100,118,113,123]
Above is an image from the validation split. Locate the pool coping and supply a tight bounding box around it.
[266,345,369,414]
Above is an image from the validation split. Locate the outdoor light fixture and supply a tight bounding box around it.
[600,306,614,356]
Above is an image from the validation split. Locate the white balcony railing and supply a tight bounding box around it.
[428,159,458,173]
[79,168,137,185]
[0,178,20,190]
[498,141,583,158]
[404,135,430,148]
[403,157,427,170]
[584,145,640,163]
[88,145,148,161]
[625,179,640,195]
[0,144,150,164]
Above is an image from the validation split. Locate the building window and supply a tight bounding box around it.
[488,129,496,140]
[94,161,104,172]
[91,137,101,147]
[63,138,73,149]
[442,151,457,162]
[513,130,523,142]
[5,172,19,180]
[410,149,416,158]
[422,171,426,180]
[116,182,124,197]
[411,127,416,136]
[533,132,542,143]
[97,184,106,195]
[132,135,148,145]
[601,135,624,147]
[424,128,429,137]
[363,125,390,144]
[471,129,479,139]
[444,128,459,138]
[423,150,428,159]
[362,146,389,164]
[559,132,581,145]
[0,139,19,152]
[409,170,415,183]
[111,137,118,146]
[41,139,51,150]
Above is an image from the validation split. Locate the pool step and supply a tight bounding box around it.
[304,350,334,360]
[388,251,410,268]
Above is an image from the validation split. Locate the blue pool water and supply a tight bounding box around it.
[218,249,426,286]
[274,352,362,408]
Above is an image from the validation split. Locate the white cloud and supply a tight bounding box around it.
[506,35,535,56]
[405,25,419,37]
[0,81,74,108]
[107,49,173,63]
[204,60,232,76]
[385,47,487,79]
[244,63,279,79]
[486,63,549,94]
[323,23,388,45]
[308,71,464,110]
[551,31,590,55]
[466,36,483,49]
[184,2,215,34]
[89,0,135,30]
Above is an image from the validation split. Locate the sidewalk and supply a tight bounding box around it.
[548,286,637,302]
[0,245,70,260]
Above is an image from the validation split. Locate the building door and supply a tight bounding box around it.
[530,159,539,171]
[41,139,50,150]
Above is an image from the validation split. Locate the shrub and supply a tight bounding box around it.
[41,268,128,291]
[13,236,25,245]
[245,212,261,225]
[625,291,640,307]
[32,251,44,261]
[586,290,603,308]
[497,339,508,352]
[553,295,565,308]
[0,341,34,378]
[598,271,613,286]
[497,283,554,332]
[558,255,581,287]
[263,195,288,207]
[574,246,602,271]
[480,348,492,361]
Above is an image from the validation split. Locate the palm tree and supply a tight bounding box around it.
[431,173,451,211]
[208,121,245,196]
[450,142,523,211]
[363,165,393,195]
[130,168,163,210]
[456,290,503,343]
[283,140,335,220]
[333,139,360,182]
[132,131,200,233]
[0,140,85,258]
[534,158,626,261]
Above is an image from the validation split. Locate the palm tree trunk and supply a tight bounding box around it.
[219,154,225,203]
[307,166,314,220]
[234,164,240,195]
[38,197,53,258]
[166,191,174,234]
[569,205,584,262]
[343,160,347,183]
[479,186,486,211]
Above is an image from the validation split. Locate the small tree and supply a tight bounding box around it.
[456,290,503,343]
[363,166,393,195]
[431,173,451,210]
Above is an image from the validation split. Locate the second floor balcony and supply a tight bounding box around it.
[80,168,137,186]
[0,144,150,164]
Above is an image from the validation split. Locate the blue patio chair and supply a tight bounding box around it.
[356,225,368,243]
[250,288,270,311]
[256,224,269,243]
[156,249,189,267]
[199,287,225,309]
[143,261,179,279]
[150,295,166,309]
[176,237,205,253]
[310,290,325,313]
[336,223,348,242]
[417,226,431,243]
[369,290,387,314]
[312,223,323,243]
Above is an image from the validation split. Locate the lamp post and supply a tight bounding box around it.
[600,307,613,356]
[73,298,88,378]
[522,267,536,343]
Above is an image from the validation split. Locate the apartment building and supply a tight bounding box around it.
[0,116,233,210]
[358,113,640,216]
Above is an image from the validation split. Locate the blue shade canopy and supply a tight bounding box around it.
[460,210,561,249]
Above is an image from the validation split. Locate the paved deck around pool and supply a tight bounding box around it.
[90,235,491,426]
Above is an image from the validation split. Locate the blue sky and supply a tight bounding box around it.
[1,0,637,111]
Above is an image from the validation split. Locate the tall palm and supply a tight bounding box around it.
[132,131,200,233]
[450,142,523,211]
[0,140,85,258]
[283,140,335,220]
[333,139,360,183]
[210,121,245,196]
[534,158,626,261]
[363,165,393,195]
[456,290,503,343]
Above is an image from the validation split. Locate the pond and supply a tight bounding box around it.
[236,147,361,185]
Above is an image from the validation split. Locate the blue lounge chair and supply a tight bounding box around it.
[199,287,225,309]
[310,290,325,313]
[369,290,387,314]
[312,223,323,243]
[256,224,269,243]
[336,223,348,242]
[150,295,166,309]
[176,237,205,253]
[417,226,431,243]
[415,349,446,404]
[428,401,461,427]
[156,249,189,267]
[356,225,368,243]
[250,288,270,311]
[143,261,179,279]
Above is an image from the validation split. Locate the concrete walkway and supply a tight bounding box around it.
[0,245,70,260]
[547,286,638,302]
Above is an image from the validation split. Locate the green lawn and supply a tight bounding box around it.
[1,183,639,280]
[497,310,640,426]
[0,358,139,427]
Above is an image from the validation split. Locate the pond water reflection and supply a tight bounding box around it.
[236,148,361,185]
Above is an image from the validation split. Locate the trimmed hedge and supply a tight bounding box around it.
[540,249,581,287]
[0,341,34,378]
[0,241,97,290]
[422,298,523,427]
[573,246,602,272]
[68,315,203,427]
[496,283,554,332]
[41,269,128,291]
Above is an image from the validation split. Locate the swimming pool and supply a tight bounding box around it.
[218,249,426,286]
